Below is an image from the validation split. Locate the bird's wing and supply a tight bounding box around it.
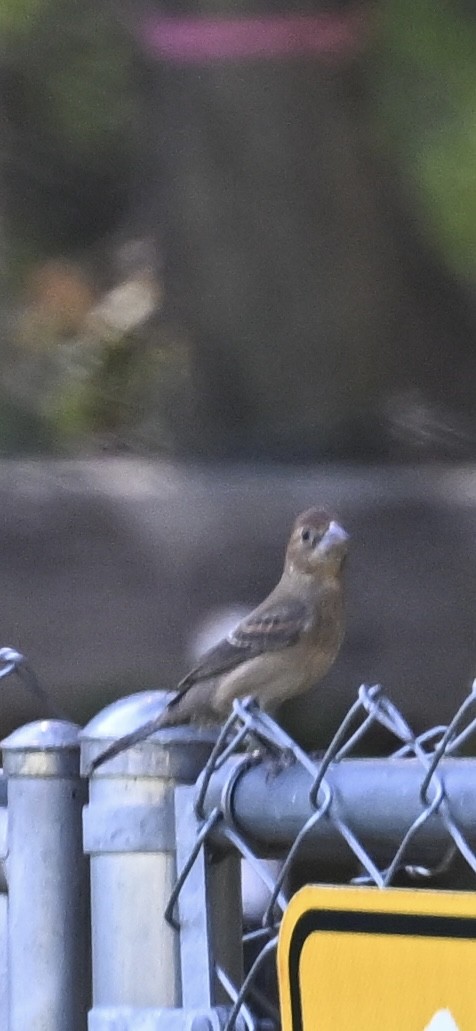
[228,597,312,652]
[171,596,312,707]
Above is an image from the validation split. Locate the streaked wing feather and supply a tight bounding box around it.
[229,599,310,650]
[170,598,311,708]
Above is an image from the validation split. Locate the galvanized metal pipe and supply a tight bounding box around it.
[81,691,221,1027]
[0,891,7,1028]
[174,784,244,1011]
[2,719,89,1031]
[0,775,9,1030]
[201,756,476,868]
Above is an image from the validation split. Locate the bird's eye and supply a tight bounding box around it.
[301,528,311,542]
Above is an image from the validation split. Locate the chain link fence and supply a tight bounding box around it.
[164,682,476,1029]
[0,647,476,1029]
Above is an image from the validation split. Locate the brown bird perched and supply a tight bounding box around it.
[91,508,349,770]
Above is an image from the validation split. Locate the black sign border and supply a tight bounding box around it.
[288,908,476,1031]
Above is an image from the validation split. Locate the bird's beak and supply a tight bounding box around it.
[320,520,350,554]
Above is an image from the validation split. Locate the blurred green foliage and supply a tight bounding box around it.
[4,0,475,278]
[0,0,45,35]
[1,0,475,457]
[373,0,476,277]
[3,0,143,256]
[3,0,138,141]
[32,8,139,151]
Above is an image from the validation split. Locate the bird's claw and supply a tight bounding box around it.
[264,747,297,781]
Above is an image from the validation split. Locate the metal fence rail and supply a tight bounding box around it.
[0,646,475,1030]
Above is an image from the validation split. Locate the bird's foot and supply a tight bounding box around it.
[263,747,297,781]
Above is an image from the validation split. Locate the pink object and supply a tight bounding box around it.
[140,9,370,64]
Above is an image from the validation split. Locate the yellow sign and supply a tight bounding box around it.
[278,885,476,1030]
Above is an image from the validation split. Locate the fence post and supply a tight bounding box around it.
[174,783,244,1012]
[1,719,89,1031]
[81,690,237,1029]
[0,774,9,1028]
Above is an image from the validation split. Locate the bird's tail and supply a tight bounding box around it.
[89,713,166,773]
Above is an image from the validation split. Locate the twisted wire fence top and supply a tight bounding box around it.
[0,647,67,719]
[166,679,476,1030]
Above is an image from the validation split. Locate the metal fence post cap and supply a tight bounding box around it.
[1,719,82,777]
[80,690,219,780]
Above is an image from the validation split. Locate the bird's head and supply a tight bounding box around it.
[285,508,349,578]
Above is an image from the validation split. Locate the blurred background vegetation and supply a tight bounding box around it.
[1,0,475,963]
[0,0,475,460]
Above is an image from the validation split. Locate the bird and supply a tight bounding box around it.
[90,507,349,770]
